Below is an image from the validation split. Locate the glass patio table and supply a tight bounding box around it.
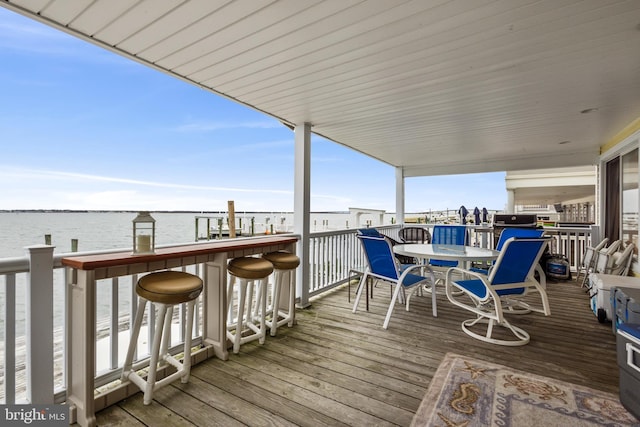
[393,244,499,270]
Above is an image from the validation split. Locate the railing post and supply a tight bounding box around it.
[26,244,55,404]
[590,225,600,246]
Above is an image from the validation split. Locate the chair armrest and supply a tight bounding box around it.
[399,263,437,284]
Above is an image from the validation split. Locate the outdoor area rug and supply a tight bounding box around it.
[411,352,639,427]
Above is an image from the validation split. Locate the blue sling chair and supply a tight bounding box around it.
[349,228,418,304]
[352,235,437,329]
[426,225,468,290]
[445,236,551,346]
[429,225,468,268]
[471,227,545,274]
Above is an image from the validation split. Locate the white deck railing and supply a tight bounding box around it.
[0,225,597,410]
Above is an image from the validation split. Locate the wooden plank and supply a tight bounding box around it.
[191,360,351,427]
[93,404,146,426]
[93,277,621,426]
[171,375,298,427]
[235,347,416,425]
[112,394,195,427]
[152,383,246,427]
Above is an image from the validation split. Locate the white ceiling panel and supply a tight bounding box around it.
[3,0,640,178]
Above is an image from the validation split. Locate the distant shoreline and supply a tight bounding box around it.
[0,209,501,216]
[0,209,498,215]
[0,209,352,214]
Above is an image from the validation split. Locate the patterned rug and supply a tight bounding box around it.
[411,353,639,427]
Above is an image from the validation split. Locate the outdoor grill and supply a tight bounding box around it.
[492,214,538,248]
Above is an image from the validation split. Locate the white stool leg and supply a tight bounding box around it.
[181,299,196,383]
[270,270,283,336]
[286,269,296,327]
[258,277,267,343]
[159,305,174,362]
[144,303,167,405]
[122,298,147,380]
[269,269,296,335]
[252,279,263,320]
[246,279,255,325]
[233,278,247,354]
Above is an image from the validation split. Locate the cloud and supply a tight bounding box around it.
[0,11,80,55]
[0,167,292,195]
[172,120,282,132]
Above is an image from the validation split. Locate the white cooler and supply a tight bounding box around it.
[588,273,640,323]
[616,323,640,420]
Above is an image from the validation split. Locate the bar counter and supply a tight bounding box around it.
[61,235,299,427]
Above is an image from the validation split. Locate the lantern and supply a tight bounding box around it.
[132,211,155,255]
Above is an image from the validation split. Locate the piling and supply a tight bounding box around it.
[228,200,236,238]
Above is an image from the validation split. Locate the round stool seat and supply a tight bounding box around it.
[262,251,300,270]
[137,271,203,305]
[228,257,274,279]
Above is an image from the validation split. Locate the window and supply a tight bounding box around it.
[622,148,639,252]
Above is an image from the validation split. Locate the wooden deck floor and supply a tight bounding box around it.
[96,278,619,426]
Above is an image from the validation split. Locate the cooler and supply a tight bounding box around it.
[613,287,640,333]
[616,323,640,420]
[588,273,640,323]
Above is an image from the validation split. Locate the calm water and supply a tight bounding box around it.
[0,211,226,257]
[0,211,407,257]
[0,210,401,336]
[0,210,408,397]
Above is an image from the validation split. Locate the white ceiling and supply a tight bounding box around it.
[3,0,640,179]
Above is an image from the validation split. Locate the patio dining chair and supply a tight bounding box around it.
[471,227,545,275]
[357,228,416,266]
[425,225,469,290]
[445,236,551,346]
[399,226,431,244]
[352,235,437,329]
[429,225,468,268]
[576,237,609,286]
[349,228,416,305]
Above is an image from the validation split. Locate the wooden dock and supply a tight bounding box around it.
[93,278,620,426]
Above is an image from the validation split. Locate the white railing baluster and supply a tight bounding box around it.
[130,273,138,361]
[110,277,118,370]
[4,273,16,404]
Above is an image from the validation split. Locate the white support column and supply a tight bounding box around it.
[294,122,312,308]
[395,167,405,225]
[26,245,55,404]
[507,189,515,213]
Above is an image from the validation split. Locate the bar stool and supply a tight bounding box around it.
[261,251,300,336]
[226,256,274,353]
[121,270,203,405]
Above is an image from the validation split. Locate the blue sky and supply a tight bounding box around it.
[0,8,506,213]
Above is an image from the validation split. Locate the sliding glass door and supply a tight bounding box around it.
[622,148,639,252]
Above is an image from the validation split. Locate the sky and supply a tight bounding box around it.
[0,8,507,214]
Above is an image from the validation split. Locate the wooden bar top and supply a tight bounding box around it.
[61,235,299,271]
